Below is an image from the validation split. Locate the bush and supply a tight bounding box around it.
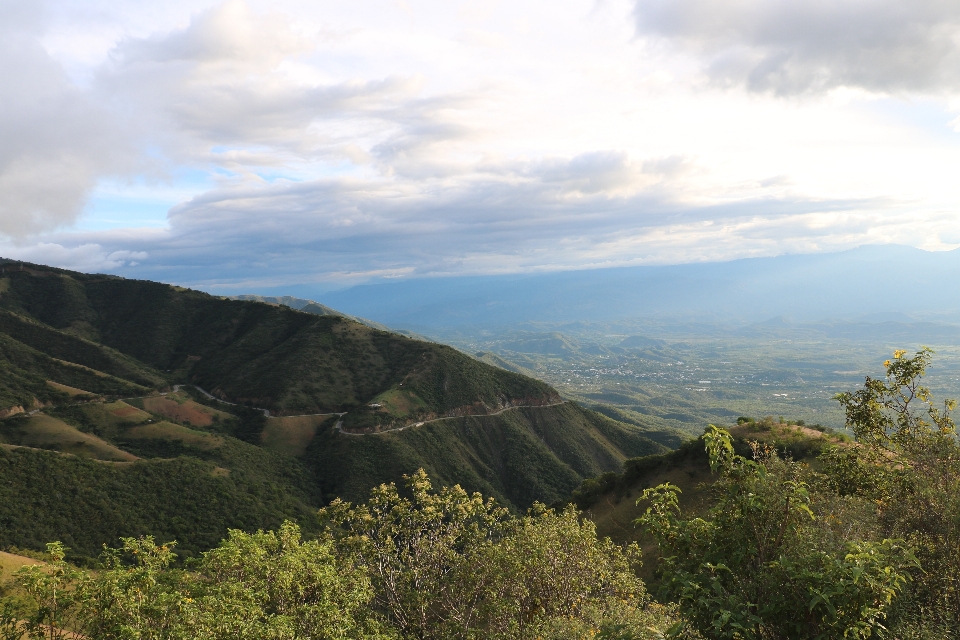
[637,426,917,639]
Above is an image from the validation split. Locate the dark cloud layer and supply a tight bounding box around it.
[18,162,879,292]
[634,0,960,94]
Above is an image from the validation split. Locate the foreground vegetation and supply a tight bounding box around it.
[0,471,676,639]
[632,348,960,638]
[2,350,958,638]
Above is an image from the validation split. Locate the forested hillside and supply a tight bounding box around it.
[0,259,664,557]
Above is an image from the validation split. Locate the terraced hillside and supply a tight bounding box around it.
[0,258,667,557]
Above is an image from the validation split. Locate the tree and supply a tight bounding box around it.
[637,426,916,639]
[77,537,190,640]
[322,469,671,639]
[320,469,511,638]
[11,542,83,640]
[191,521,384,639]
[477,504,661,640]
[832,348,960,630]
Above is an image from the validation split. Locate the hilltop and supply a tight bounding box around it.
[229,294,393,332]
[569,419,848,562]
[0,258,665,557]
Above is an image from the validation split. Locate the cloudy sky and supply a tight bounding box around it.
[3,0,960,293]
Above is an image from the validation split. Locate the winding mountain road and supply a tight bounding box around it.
[166,385,567,438]
[335,401,567,436]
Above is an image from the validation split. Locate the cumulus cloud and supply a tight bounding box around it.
[633,0,960,94]
[0,242,147,272]
[0,1,134,236]
[96,0,438,173]
[2,0,463,240]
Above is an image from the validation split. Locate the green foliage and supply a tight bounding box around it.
[4,528,384,640]
[6,542,84,640]
[78,537,190,639]
[2,472,673,640]
[320,469,510,638]
[835,348,955,450]
[187,523,385,639]
[321,469,670,639]
[0,445,318,559]
[637,426,917,639]
[310,403,665,511]
[833,348,960,630]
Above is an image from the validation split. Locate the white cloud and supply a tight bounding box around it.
[0,1,135,236]
[633,0,960,95]
[4,0,960,289]
[0,242,147,272]
[95,0,431,170]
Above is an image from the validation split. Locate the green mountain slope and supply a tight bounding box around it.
[230,294,392,331]
[0,446,319,560]
[0,265,555,418]
[310,402,666,510]
[570,421,844,547]
[0,258,668,553]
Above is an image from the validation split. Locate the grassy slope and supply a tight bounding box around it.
[309,403,667,511]
[0,414,137,462]
[261,415,335,458]
[140,393,231,427]
[0,550,42,583]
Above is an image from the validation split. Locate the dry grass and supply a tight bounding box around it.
[261,414,334,457]
[124,421,224,450]
[45,381,96,398]
[142,393,230,427]
[0,550,42,579]
[50,358,110,378]
[80,401,152,430]
[13,414,137,462]
[370,388,429,417]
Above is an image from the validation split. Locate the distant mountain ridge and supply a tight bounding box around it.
[229,294,392,332]
[309,245,960,328]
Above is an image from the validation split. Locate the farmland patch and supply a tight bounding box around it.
[124,421,224,450]
[0,414,137,462]
[46,381,96,398]
[142,394,230,427]
[261,414,336,457]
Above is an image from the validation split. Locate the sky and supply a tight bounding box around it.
[3,0,960,293]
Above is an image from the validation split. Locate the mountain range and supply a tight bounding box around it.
[293,244,960,328]
[0,258,669,558]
